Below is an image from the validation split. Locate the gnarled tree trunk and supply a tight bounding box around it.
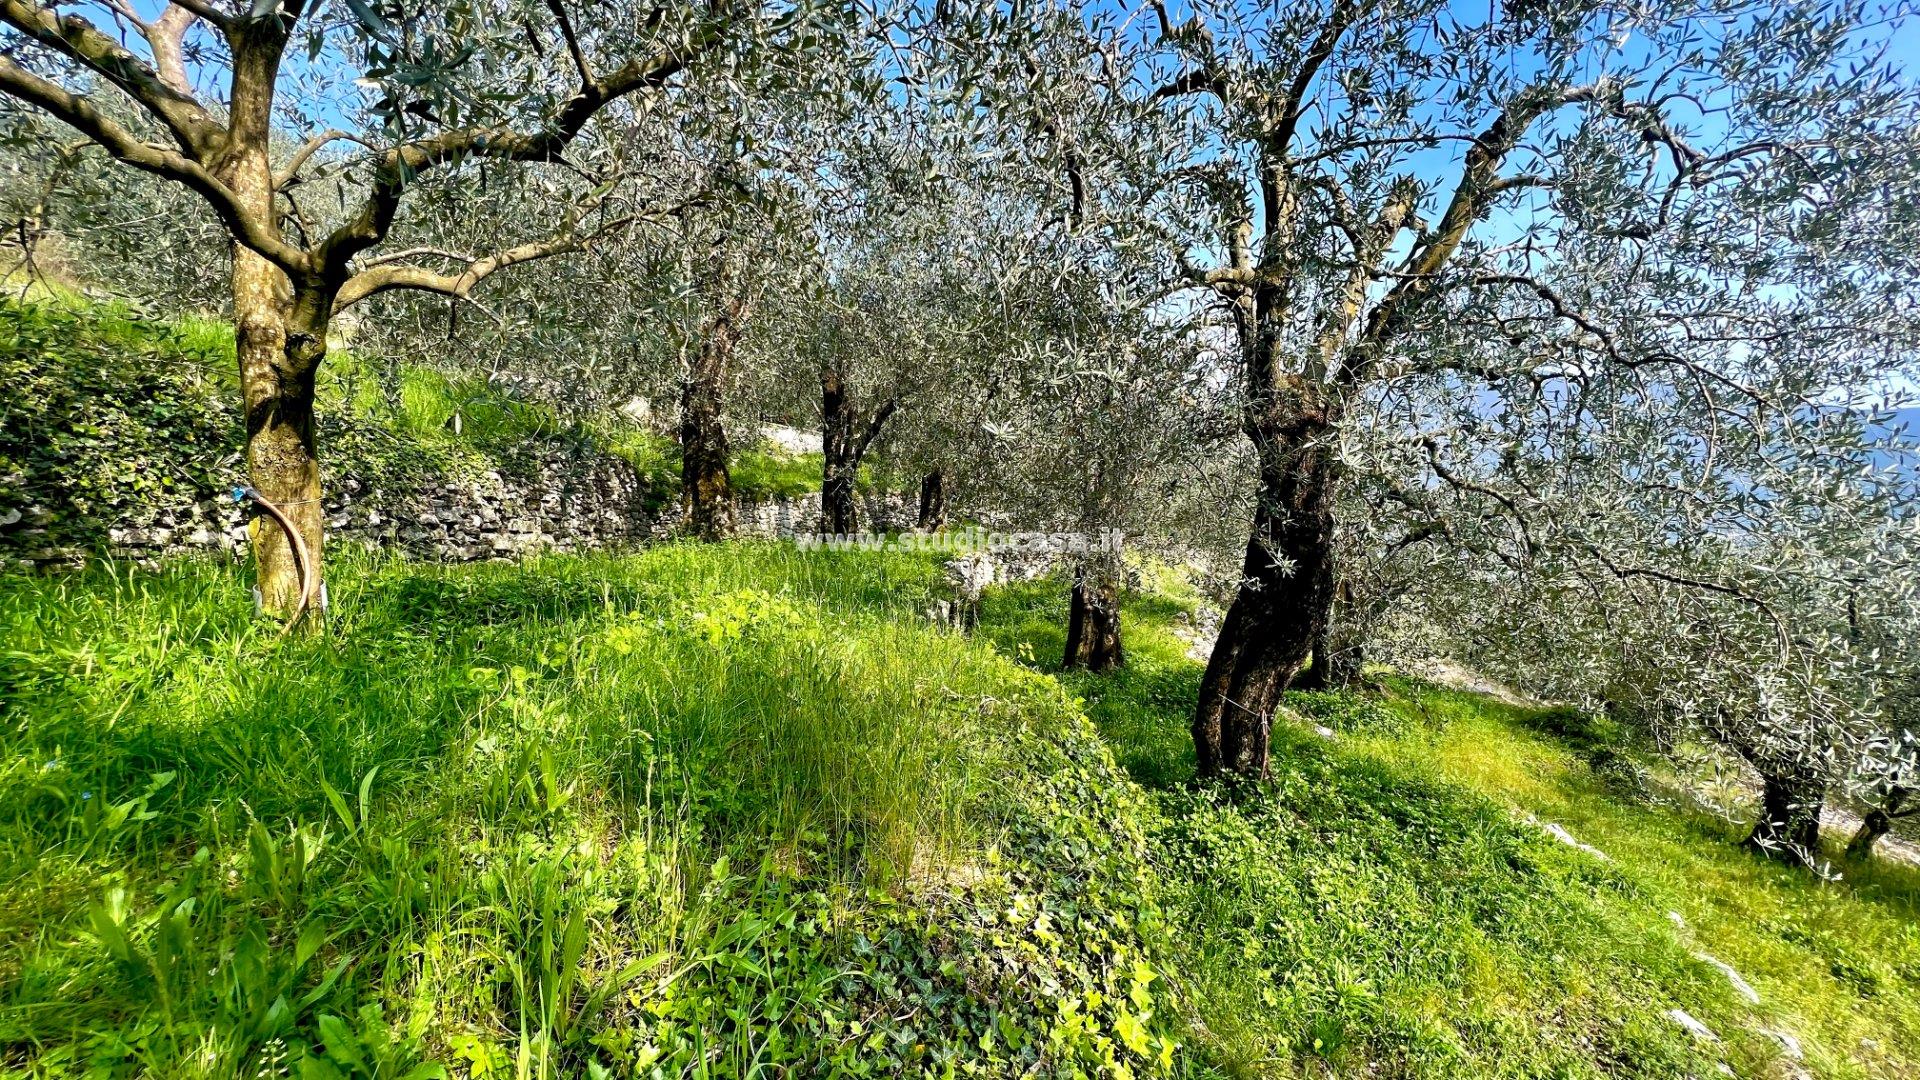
[917,470,946,531]
[1299,626,1364,691]
[1193,378,1341,778]
[1745,765,1827,868]
[681,279,744,541]
[821,367,858,535]
[819,364,895,536]
[222,66,328,622]
[233,246,323,617]
[1298,578,1364,690]
[1063,563,1124,672]
[1845,788,1908,861]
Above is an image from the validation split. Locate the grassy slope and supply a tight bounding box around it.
[4,543,1915,1079]
[0,547,1178,1078]
[0,295,836,543]
[1399,690,1920,1079]
[978,578,1920,1079]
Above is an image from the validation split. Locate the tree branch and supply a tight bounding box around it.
[274,129,366,190]
[164,0,230,27]
[146,4,198,96]
[1421,436,1537,558]
[1312,178,1416,378]
[1340,81,1607,383]
[1270,0,1363,154]
[853,398,898,461]
[333,186,634,310]
[1146,0,1225,102]
[315,11,737,276]
[1151,66,1224,101]
[0,0,225,159]
[333,230,602,310]
[1582,542,1785,648]
[1177,261,1255,291]
[1471,273,1619,353]
[0,54,305,273]
[355,245,476,268]
[544,0,593,86]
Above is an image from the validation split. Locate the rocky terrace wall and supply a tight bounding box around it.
[6,447,921,572]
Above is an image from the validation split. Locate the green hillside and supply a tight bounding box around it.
[2,547,1915,1077]
[0,296,853,562]
[0,546,1175,1078]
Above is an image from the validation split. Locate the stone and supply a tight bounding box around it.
[1692,952,1760,1005]
[1761,1027,1803,1060]
[1542,822,1608,861]
[1665,1009,1717,1042]
[7,444,899,570]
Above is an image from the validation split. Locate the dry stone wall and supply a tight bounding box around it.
[7,446,921,571]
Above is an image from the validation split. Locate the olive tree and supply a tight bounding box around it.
[0,0,831,616]
[1367,387,1918,867]
[1119,0,1920,778]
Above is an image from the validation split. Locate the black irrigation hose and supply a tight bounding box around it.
[231,485,316,634]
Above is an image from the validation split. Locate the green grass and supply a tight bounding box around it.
[1384,682,1920,1079]
[9,546,1915,1079]
[0,546,1181,1078]
[728,450,823,501]
[976,573,1920,1079]
[606,433,886,505]
[603,428,682,493]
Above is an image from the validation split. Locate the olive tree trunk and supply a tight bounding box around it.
[1193,379,1341,778]
[821,367,859,535]
[1299,626,1364,691]
[819,365,895,536]
[917,470,946,530]
[1063,563,1124,672]
[1744,766,1827,868]
[223,101,330,621]
[1845,788,1909,861]
[681,287,744,541]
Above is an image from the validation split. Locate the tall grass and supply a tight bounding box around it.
[978,572,1920,1079]
[0,546,1181,1078]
